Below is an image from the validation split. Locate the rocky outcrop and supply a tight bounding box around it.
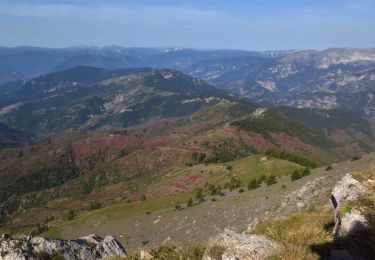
[203,229,280,260]
[280,176,328,211]
[331,174,366,207]
[330,174,367,238]
[336,208,368,238]
[0,234,126,260]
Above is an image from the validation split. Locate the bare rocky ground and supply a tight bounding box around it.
[59,152,375,250]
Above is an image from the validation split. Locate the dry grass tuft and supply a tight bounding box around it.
[207,244,226,260]
[125,242,206,260]
[352,163,375,182]
[254,207,334,260]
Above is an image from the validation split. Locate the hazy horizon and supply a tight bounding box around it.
[1,0,375,50]
[1,45,375,52]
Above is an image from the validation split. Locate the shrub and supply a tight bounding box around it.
[248,179,258,190]
[281,184,286,189]
[187,198,193,207]
[266,175,277,186]
[141,240,149,246]
[301,168,311,177]
[44,216,55,224]
[65,209,75,221]
[290,168,310,181]
[140,194,147,201]
[238,188,245,193]
[174,203,181,210]
[192,152,206,163]
[209,185,218,195]
[89,201,101,210]
[325,165,333,171]
[32,223,49,235]
[351,156,361,161]
[259,174,267,183]
[226,165,233,171]
[195,189,204,199]
[291,170,301,181]
[225,177,241,191]
[230,177,241,188]
[79,179,94,195]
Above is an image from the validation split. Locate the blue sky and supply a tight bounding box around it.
[1,0,375,50]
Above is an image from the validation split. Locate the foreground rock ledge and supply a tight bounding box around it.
[0,234,126,260]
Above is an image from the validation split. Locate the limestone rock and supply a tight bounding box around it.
[330,174,367,237]
[330,174,366,208]
[336,209,368,238]
[204,229,280,260]
[280,177,327,211]
[0,234,126,260]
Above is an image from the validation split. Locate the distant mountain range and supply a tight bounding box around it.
[1,46,375,117]
[188,48,375,116]
[0,46,273,85]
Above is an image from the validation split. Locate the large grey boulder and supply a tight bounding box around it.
[280,176,327,211]
[331,174,366,208]
[0,234,126,260]
[203,229,280,260]
[337,208,368,237]
[330,174,367,237]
